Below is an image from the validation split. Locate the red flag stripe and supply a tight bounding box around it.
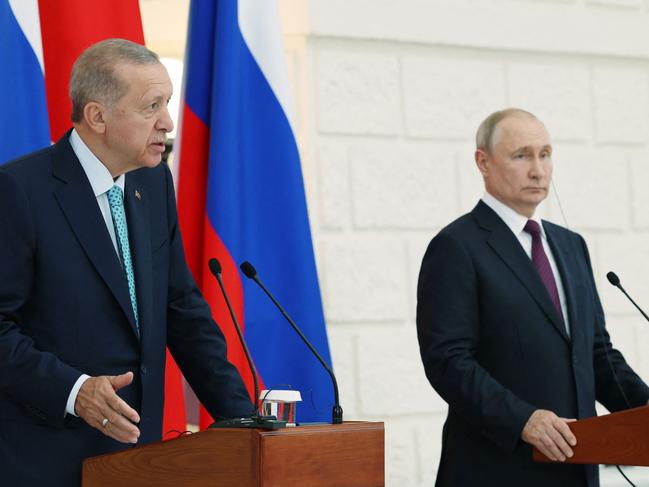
[176,107,263,429]
[38,0,144,141]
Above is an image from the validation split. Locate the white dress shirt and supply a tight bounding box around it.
[64,129,127,416]
[69,129,125,254]
[481,192,570,336]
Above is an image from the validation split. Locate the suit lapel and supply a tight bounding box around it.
[124,176,152,342]
[473,202,569,343]
[52,135,138,333]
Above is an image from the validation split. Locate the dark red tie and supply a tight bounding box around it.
[523,220,564,323]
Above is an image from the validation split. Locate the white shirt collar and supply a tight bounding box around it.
[69,129,125,196]
[481,192,545,238]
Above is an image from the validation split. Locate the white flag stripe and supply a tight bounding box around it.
[8,0,45,72]
[238,0,296,133]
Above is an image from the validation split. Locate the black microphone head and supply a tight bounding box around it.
[240,261,257,279]
[208,258,222,276]
[606,271,620,287]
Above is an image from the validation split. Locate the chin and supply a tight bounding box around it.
[142,157,163,169]
[526,191,548,203]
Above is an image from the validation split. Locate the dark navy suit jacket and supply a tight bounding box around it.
[0,133,252,486]
[417,201,649,487]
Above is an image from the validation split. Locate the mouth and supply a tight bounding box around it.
[150,141,166,152]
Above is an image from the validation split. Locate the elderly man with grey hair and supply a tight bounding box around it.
[417,108,649,486]
[0,39,252,486]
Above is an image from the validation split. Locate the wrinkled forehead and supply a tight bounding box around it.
[114,61,173,93]
[492,114,551,150]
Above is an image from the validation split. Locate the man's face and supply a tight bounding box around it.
[103,62,173,173]
[475,114,553,217]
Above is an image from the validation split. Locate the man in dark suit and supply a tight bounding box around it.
[416,108,649,486]
[0,39,252,486]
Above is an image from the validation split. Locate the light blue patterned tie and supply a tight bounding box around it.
[107,185,139,333]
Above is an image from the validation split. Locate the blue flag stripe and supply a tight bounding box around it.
[0,0,50,165]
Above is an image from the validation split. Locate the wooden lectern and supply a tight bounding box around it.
[533,405,649,466]
[82,421,384,487]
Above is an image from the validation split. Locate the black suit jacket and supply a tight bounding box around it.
[0,133,253,486]
[417,201,649,487]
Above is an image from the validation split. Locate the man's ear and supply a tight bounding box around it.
[475,148,489,177]
[83,102,107,134]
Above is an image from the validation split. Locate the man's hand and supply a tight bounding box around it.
[75,372,140,444]
[521,409,577,462]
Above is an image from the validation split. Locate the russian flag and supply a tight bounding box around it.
[175,0,334,426]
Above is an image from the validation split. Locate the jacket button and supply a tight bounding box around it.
[141,366,147,375]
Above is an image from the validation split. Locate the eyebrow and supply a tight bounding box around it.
[512,144,552,153]
[147,94,166,102]
[139,89,173,104]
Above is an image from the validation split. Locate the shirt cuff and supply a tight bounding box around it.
[65,374,90,417]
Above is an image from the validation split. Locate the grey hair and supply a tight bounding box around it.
[70,38,160,123]
[475,108,539,153]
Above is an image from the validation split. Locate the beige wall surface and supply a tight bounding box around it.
[140,0,190,58]
[140,1,649,485]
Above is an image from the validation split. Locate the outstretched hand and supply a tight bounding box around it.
[75,371,140,444]
[521,409,577,462]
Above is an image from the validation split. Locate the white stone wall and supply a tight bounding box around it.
[141,0,649,484]
[281,0,649,485]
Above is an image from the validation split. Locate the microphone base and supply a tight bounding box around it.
[209,415,287,430]
[332,404,344,424]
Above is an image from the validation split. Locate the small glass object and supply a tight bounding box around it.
[260,389,302,426]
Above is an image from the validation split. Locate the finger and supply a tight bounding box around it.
[536,440,559,462]
[110,396,140,424]
[540,434,565,462]
[554,419,577,447]
[109,372,134,391]
[94,415,128,443]
[97,377,140,424]
[100,421,138,444]
[547,426,573,459]
[107,410,140,437]
[99,411,140,443]
[103,401,140,436]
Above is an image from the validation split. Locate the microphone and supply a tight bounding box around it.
[240,261,343,424]
[601,270,647,410]
[207,258,285,429]
[581,270,643,485]
[606,271,649,323]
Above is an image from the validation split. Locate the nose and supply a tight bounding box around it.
[156,105,174,133]
[529,155,545,180]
